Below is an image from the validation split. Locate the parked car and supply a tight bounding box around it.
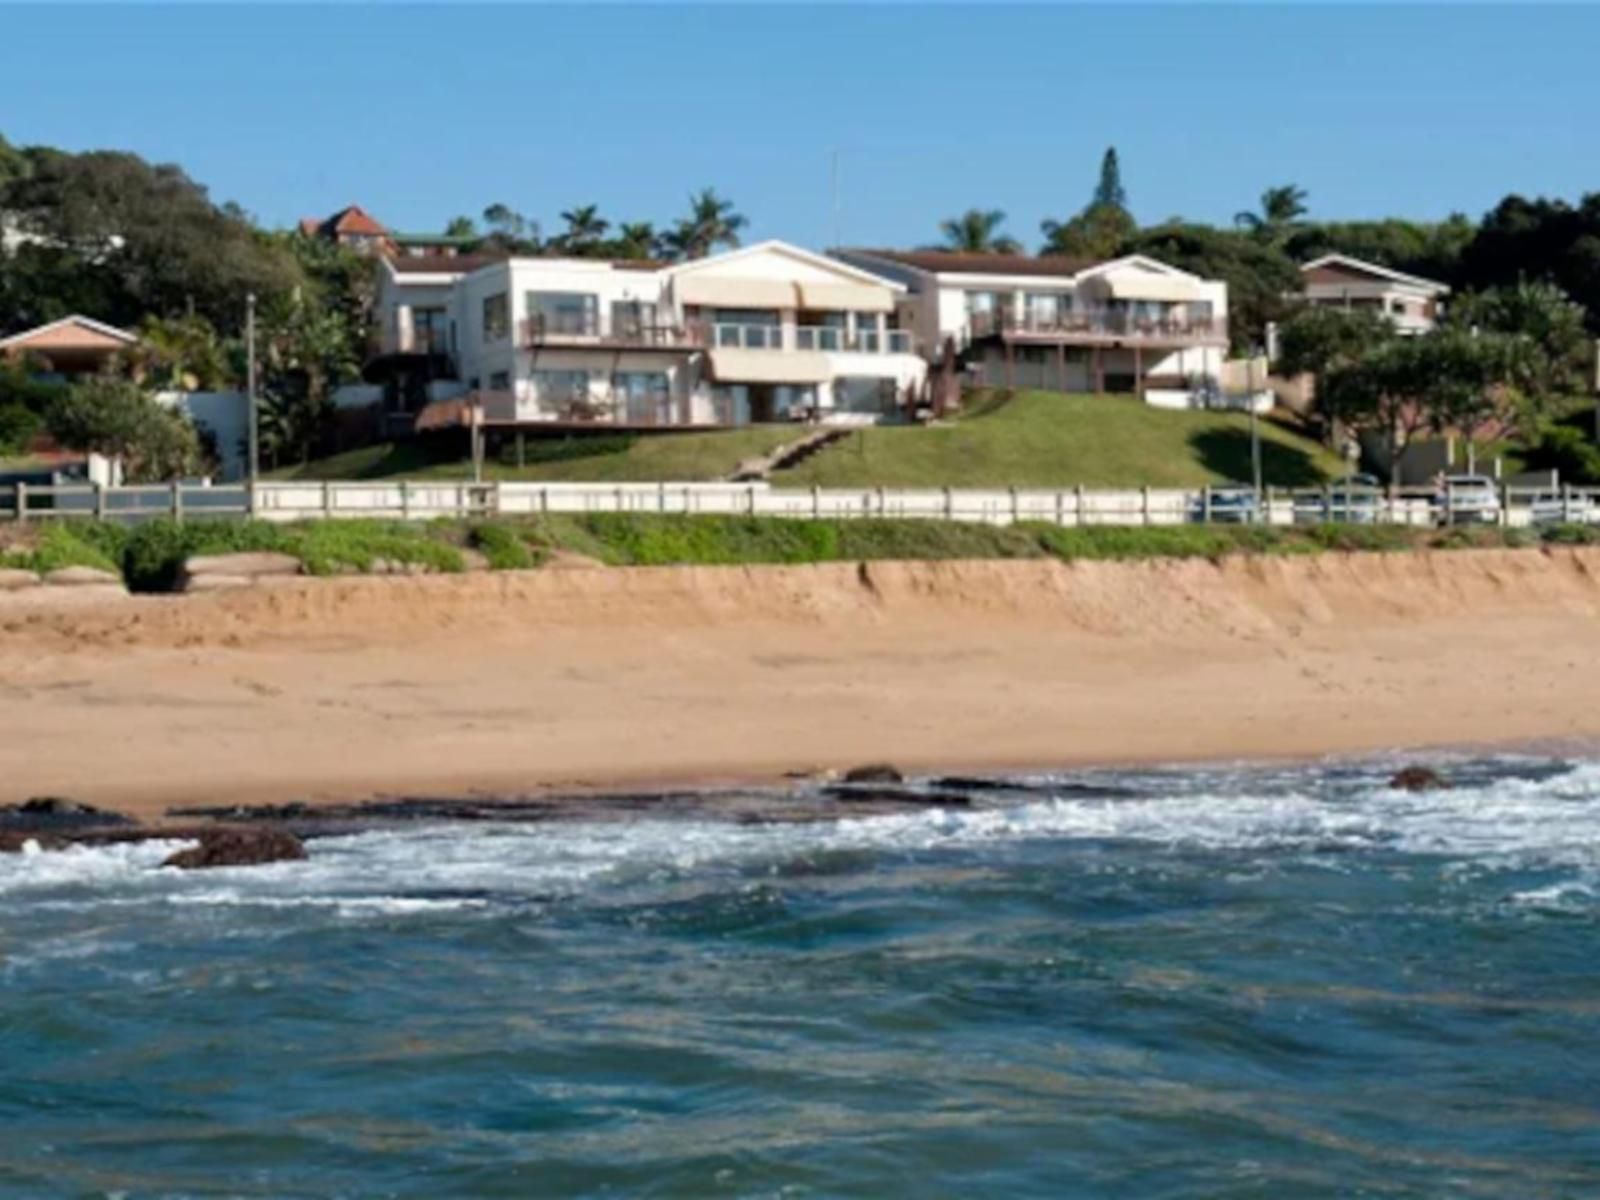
[1528,490,1599,527]
[1293,474,1383,524]
[1436,474,1501,525]
[1191,486,1259,524]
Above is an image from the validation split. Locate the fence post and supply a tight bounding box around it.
[15,482,25,524]
[749,484,758,516]
[659,481,667,514]
[541,486,550,516]
[1008,486,1018,525]
[400,481,410,520]
[1075,484,1085,527]
[247,480,256,520]
[1141,485,1151,527]
[1323,482,1332,525]
[1202,485,1212,524]
[878,486,888,519]
[171,481,184,524]
[1500,482,1510,528]
[321,481,332,519]
[813,485,821,519]
[945,486,954,521]
[94,482,107,520]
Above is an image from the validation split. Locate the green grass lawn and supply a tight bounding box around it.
[269,427,800,484]
[272,390,1345,488]
[775,391,1346,489]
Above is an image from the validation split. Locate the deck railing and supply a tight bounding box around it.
[970,309,1228,343]
[520,315,706,349]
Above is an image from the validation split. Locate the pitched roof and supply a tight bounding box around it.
[299,205,389,240]
[1300,253,1449,293]
[0,314,138,350]
[843,248,1102,278]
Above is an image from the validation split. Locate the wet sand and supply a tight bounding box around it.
[4,550,1600,823]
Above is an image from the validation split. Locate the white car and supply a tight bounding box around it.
[1437,475,1501,525]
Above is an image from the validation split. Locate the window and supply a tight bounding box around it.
[833,376,896,414]
[414,306,448,353]
[614,371,671,423]
[527,291,598,336]
[489,371,510,391]
[482,293,509,343]
[532,369,590,405]
[854,312,882,352]
[611,300,658,340]
[712,309,782,349]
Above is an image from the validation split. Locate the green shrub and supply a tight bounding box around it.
[119,519,292,591]
[1028,523,1243,562]
[1540,522,1600,546]
[835,518,1042,561]
[569,514,841,566]
[17,524,124,575]
[469,522,535,570]
[1301,523,1413,553]
[294,520,463,576]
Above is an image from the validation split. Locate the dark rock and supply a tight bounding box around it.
[823,785,973,808]
[1389,766,1450,792]
[0,831,68,853]
[0,797,135,832]
[162,828,308,870]
[842,763,905,785]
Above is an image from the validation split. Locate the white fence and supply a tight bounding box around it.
[6,478,1600,530]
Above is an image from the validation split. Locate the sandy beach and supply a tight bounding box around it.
[4,548,1600,823]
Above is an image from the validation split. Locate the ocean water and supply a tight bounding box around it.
[4,758,1600,1198]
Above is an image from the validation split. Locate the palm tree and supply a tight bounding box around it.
[938,209,1021,255]
[614,221,659,260]
[116,314,231,392]
[558,204,610,254]
[662,189,747,260]
[1235,185,1309,241]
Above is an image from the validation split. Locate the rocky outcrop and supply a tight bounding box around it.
[0,796,135,832]
[842,763,904,785]
[161,827,307,870]
[179,552,303,593]
[0,567,41,591]
[1389,765,1450,792]
[43,565,123,588]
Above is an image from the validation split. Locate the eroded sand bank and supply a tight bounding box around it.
[4,549,1600,821]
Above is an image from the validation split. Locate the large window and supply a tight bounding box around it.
[614,371,671,424]
[527,291,598,336]
[413,306,448,352]
[712,308,782,350]
[482,293,509,343]
[532,369,591,414]
[833,376,896,415]
[611,300,658,340]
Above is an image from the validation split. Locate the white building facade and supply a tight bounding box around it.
[371,241,926,430]
[1298,254,1449,334]
[830,250,1231,408]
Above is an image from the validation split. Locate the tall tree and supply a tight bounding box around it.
[480,203,539,254]
[662,189,747,260]
[443,215,478,239]
[114,314,233,392]
[0,146,302,334]
[938,209,1021,255]
[1284,215,1473,285]
[613,221,659,261]
[1457,193,1600,332]
[557,204,610,255]
[1041,147,1136,258]
[256,293,360,466]
[1445,280,1591,400]
[1091,146,1128,211]
[1235,185,1310,243]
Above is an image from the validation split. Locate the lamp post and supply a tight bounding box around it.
[246,292,258,507]
[1249,347,1264,517]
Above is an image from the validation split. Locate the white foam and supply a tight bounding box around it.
[5,761,1600,915]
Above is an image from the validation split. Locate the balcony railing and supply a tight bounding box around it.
[521,315,706,350]
[970,309,1228,343]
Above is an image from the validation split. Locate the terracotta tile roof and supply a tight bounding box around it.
[846,248,1102,278]
[329,205,388,236]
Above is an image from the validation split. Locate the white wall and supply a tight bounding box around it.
[155,390,248,480]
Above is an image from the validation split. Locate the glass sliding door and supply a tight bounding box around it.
[527,292,599,337]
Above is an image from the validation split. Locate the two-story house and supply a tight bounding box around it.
[369,240,926,430]
[831,249,1230,408]
[1298,254,1449,334]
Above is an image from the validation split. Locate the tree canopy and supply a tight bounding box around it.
[938,209,1021,255]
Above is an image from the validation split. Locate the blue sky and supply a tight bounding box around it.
[1,4,1595,251]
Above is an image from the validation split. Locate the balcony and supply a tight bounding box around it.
[521,314,705,351]
[970,308,1228,346]
[794,326,916,355]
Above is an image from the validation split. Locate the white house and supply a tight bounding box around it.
[1298,254,1449,334]
[830,249,1231,408]
[368,241,926,431]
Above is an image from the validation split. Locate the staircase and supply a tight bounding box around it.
[727,428,850,482]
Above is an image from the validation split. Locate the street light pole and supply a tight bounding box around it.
[1249,348,1264,517]
[246,293,259,504]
